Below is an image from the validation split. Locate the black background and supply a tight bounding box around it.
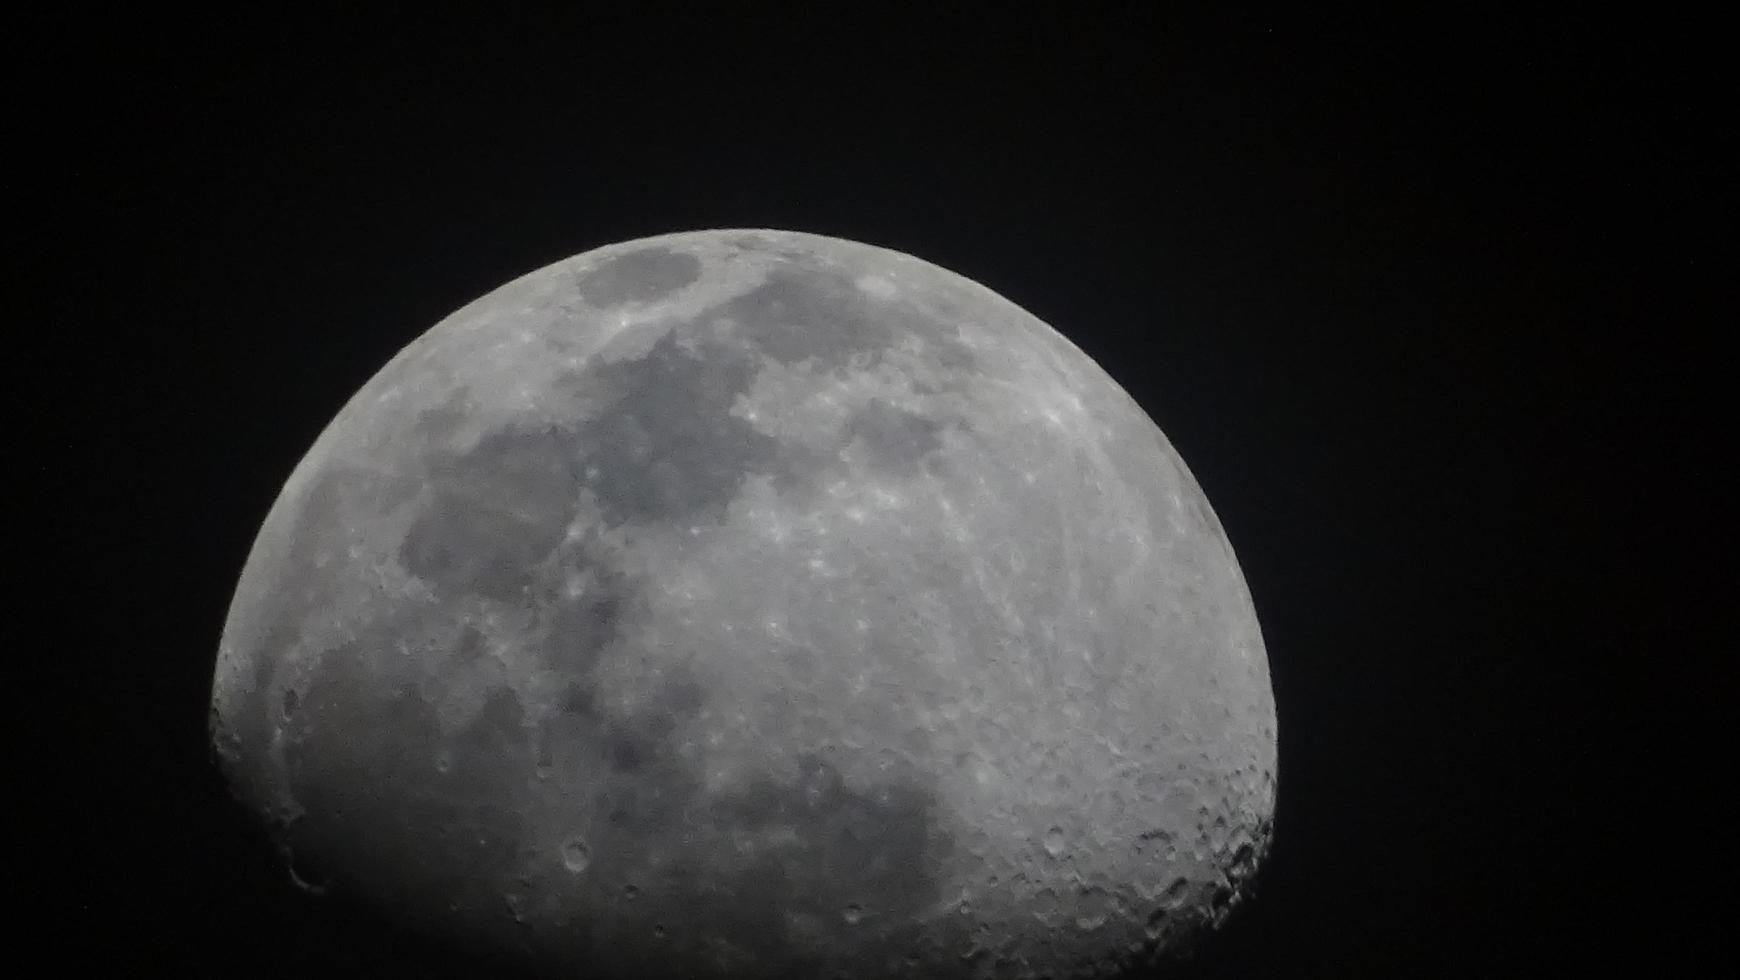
[23,9,1723,977]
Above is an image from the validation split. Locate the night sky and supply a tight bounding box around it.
[24,10,1721,977]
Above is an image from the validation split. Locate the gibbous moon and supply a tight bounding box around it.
[210,229,1277,978]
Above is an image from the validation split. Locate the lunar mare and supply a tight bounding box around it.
[210,229,1277,978]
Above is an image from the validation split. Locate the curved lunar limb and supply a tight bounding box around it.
[210,229,1277,978]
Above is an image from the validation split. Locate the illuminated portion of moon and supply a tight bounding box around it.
[209,229,1277,978]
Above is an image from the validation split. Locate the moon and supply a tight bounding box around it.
[209,229,1277,978]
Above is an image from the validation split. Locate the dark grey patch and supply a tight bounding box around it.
[523,677,961,977]
[602,711,676,774]
[603,729,650,773]
[574,247,702,307]
[412,385,473,445]
[662,672,705,715]
[559,683,596,716]
[398,425,581,600]
[572,328,782,526]
[549,259,985,535]
[932,335,977,372]
[594,772,691,833]
[687,753,954,972]
[456,687,529,763]
[528,540,644,781]
[524,528,639,684]
[921,451,958,483]
[599,665,706,775]
[709,263,983,395]
[280,636,533,925]
[841,398,944,476]
[399,495,553,601]
[432,424,580,518]
[761,441,837,503]
[545,591,623,674]
[711,266,898,371]
[451,626,486,662]
[533,652,710,837]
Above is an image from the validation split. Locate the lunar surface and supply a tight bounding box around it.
[210,229,1277,978]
